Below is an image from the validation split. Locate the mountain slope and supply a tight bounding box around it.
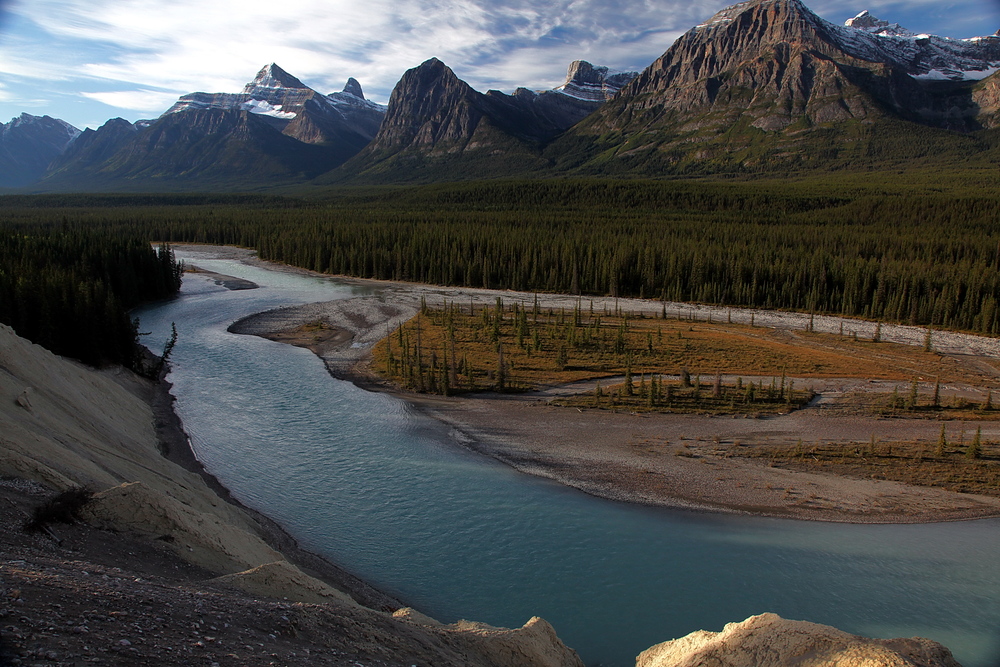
[0,114,80,187]
[40,109,346,192]
[546,0,1000,175]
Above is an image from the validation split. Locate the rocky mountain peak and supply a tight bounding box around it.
[557,60,638,102]
[342,77,365,99]
[5,113,79,139]
[243,63,309,93]
[697,0,812,30]
[381,57,469,111]
[564,61,604,86]
[844,10,913,37]
[845,10,884,31]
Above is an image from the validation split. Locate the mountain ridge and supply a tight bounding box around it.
[543,0,1000,176]
[326,57,636,183]
[13,0,1000,190]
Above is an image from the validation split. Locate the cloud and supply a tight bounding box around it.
[9,0,724,107]
[81,89,182,113]
[2,0,998,128]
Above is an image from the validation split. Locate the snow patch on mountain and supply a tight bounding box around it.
[240,99,296,119]
[914,65,1000,80]
[844,10,914,38]
[834,11,1000,81]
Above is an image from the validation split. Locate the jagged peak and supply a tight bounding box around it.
[845,10,914,37]
[698,0,811,28]
[565,60,608,85]
[555,60,638,102]
[243,63,309,93]
[342,77,364,99]
[401,58,462,87]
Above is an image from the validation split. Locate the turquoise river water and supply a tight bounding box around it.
[133,251,1000,667]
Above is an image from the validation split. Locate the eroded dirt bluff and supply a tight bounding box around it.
[0,323,582,666]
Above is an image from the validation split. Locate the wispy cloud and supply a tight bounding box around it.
[81,89,181,113]
[7,0,722,106]
[1,0,997,128]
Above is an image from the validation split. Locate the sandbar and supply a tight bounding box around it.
[180,245,1000,524]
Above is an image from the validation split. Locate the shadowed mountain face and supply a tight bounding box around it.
[40,108,350,192]
[0,114,79,187]
[330,58,636,183]
[545,0,1000,175]
[38,65,385,191]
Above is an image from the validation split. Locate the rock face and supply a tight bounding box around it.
[43,118,138,180]
[973,70,1000,128]
[637,613,961,667]
[556,60,638,102]
[549,0,1000,174]
[0,113,80,187]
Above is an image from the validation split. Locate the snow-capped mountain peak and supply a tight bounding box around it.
[844,10,914,38]
[243,63,309,93]
[326,78,386,112]
[835,9,1000,81]
[4,113,80,142]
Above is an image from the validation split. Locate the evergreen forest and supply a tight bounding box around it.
[2,174,999,368]
[0,225,182,367]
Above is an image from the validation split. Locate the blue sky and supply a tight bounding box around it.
[1,0,998,130]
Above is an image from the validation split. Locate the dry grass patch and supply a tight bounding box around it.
[739,439,1000,497]
[370,302,959,396]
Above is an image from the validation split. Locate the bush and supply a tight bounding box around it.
[23,487,93,533]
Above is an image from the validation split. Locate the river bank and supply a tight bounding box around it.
[185,245,1000,524]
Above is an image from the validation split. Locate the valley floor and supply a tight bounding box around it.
[188,245,1000,524]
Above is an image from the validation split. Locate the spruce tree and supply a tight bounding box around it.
[935,423,947,458]
[967,427,982,459]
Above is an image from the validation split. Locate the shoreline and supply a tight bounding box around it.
[150,373,403,612]
[180,244,1000,525]
[142,288,403,612]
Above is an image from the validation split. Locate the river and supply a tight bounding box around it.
[134,249,1000,667]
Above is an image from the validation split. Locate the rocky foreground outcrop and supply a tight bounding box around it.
[638,613,960,667]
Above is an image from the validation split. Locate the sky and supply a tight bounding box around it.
[1,0,999,130]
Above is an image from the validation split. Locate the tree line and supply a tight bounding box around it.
[0,225,182,367]
[2,177,999,345]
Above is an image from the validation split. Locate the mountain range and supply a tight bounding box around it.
[7,0,1000,192]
